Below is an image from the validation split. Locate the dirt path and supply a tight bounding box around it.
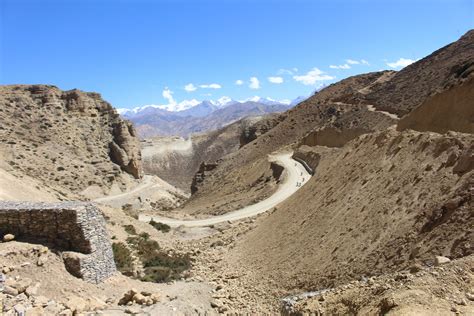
[366,104,400,119]
[138,152,311,227]
[94,175,156,203]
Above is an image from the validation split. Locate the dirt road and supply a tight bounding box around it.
[139,152,311,227]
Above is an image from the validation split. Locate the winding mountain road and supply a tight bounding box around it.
[139,152,311,227]
[94,175,156,203]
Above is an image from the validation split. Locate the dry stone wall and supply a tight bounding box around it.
[0,201,116,283]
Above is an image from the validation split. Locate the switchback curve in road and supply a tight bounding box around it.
[94,175,156,203]
[138,152,311,227]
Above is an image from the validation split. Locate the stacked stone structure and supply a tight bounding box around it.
[0,201,116,283]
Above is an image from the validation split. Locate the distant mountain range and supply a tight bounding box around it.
[119,96,307,138]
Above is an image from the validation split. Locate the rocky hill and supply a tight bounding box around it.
[1,28,472,316]
[179,71,397,215]
[163,30,473,313]
[232,128,473,291]
[178,30,474,217]
[141,115,279,193]
[363,29,474,116]
[0,85,143,200]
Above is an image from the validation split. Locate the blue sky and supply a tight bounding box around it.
[1,0,473,110]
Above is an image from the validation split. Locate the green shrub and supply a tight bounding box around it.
[126,236,160,264]
[149,220,171,233]
[125,234,191,283]
[123,224,137,235]
[143,251,191,271]
[122,204,139,219]
[139,232,150,240]
[141,266,172,283]
[112,242,134,274]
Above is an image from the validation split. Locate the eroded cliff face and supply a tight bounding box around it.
[0,84,143,198]
[109,120,143,179]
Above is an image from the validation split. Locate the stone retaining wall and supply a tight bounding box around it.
[0,201,116,283]
[292,147,321,175]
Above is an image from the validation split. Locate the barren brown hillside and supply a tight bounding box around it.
[364,29,474,116]
[180,72,397,215]
[397,78,474,134]
[179,30,474,216]
[230,129,472,292]
[142,116,273,192]
[0,85,143,199]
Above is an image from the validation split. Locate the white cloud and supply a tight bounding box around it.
[329,64,351,70]
[235,79,244,86]
[278,68,298,75]
[268,76,284,84]
[345,59,370,66]
[199,83,222,89]
[184,83,197,92]
[249,77,260,89]
[346,59,360,65]
[293,68,334,85]
[162,87,176,106]
[386,58,416,69]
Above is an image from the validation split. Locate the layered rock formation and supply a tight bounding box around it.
[0,85,143,198]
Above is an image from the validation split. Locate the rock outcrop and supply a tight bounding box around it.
[0,85,143,198]
[397,78,474,134]
[109,120,143,179]
[239,114,283,148]
[0,201,116,283]
[190,162,218,195]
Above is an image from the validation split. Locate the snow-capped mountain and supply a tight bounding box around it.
[118,96,238,116]
[118,96,305,138]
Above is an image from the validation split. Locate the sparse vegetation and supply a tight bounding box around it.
[123,224,137,235]
[149,219,171,233]
[125,234,192,283]
[112,242,134,274]
[139,232,150,240]
[122,204,139,219]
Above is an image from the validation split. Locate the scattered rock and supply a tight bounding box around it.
[25,306,46,316]
[36,255,48,267]
[3,285,19,296]
[58,309,74,316]
[32,295,49,307]
[454,298,467,306]
[3,234,15,242]
[435,256,451,266]
[132,293,147,305]
[119,289,138,306]
[25,282,41,297]
[8,277,32,293]
[124,305,142,315]
[65,296,88,313]
[466,292,474,301]
[13,303,26,315]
